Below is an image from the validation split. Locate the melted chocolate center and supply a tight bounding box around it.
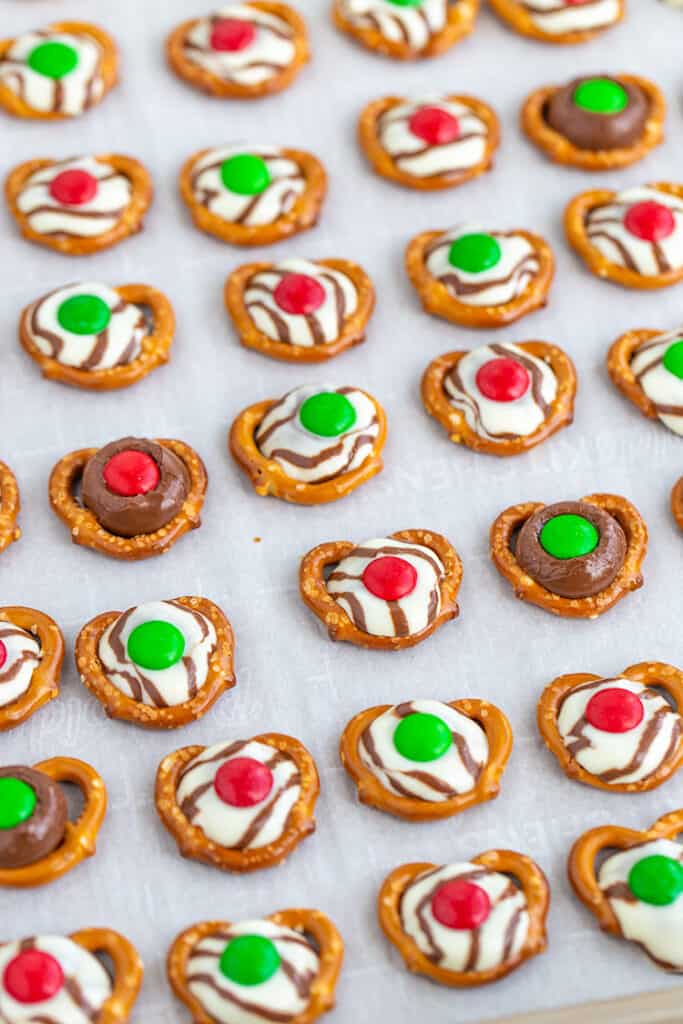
[0,766,68,869]
[545,76,649,152]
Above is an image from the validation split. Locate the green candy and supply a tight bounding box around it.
[663,339,683,380]
[299,392,357,438]
[385,0,423,6]
[539,514,599,560]
[127,621,185,671]
[57,294,111,336]
[573,78,629,116]
[220,154,271,196]
[448,233,501,274]
[27,41,79,79]
[0,778,37,830]
[393,712,452,763]
[220,935,281,987]
[628,855,683,906]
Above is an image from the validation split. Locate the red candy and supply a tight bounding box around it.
[476,357,530,403]
[585,687,644,734]
[214,757,274,808]
[3,950,64,1004]
[102,450,160,498]
[431,880,491,931]
[0,640,6,671]
[48,169,98,206]
[210,18,256,51]
[274,274,325,316]
[362,556,418,602]
[624,201,675,242]
[408,106,460,146]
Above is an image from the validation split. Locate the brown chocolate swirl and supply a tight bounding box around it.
[545,76,648,152]
[515,500,627,599]
[0,766,67,869]
[81,437,189,538]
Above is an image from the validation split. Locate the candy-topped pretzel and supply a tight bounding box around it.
[608,326,683,435]
[672,477,683,532]
[0,606,64,732]
[569,808,683,970]
[489,0,625,44]
[0,757,106,888]
[0,462,20,557]
[378,850,549,986]
[332,0,479,60]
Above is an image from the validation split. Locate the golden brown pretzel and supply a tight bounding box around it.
[166,2,309,99]
[5,155,153,256]
[357,93,499,190]
[168,909,344,1024]
[405,228,554,328]
[69,928,143,1023]
[538,662,683,792]
[607,327,670,422]
[155,733,318,871]
[340,699,513,820]
[332,0,479,58]
[19,284,175,391]
[0,461,20,556]
[0,22,119,119]
[489,0,625,43]
[0,757,106,888]
[490,493,647,618]
[0,606,64,732]
[672,476,683,532]
[378,851,549,986]
[48,438,207,561]
[300,529,462,650]
[421,341,576,455]
[75,596,235,728]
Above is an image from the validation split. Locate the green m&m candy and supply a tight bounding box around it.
[57,294,111,336]
[573,78,629,116]
[220,154,271,196]
[663,339,683,380]
[0,778,37,830]
[539,514,599,560]
[220,935,281,986]
[127,621,185,671]
[299,392,357,437]
[393,712,452,763]
[27,41,79,79]
[448,233,501,274]
[628,855,683,907]
[386,0,423,6]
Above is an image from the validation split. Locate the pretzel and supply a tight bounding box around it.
[0,461,20,556]
[69,928,143,1022]
[378,851,549,986]
[521,75,665,170]
[490,493,647,618]
[5,154,152,256]
[357,94,499,191]
[168,909,343,1024]
[156,732,318,872]
[672,476,683,532]
[300,529,462,650]
[488,0,625,44]
[340,698,512,820]
[331,0,478,59]
[229,389,386,504]
[179,146,326,246]
[538,662,683,793]
[405,228,554,328]
[421,341,576,456]
[166,2,309,99]
[48,438,207,561]
[565,182,683,289]
[75,596,235,728]
[0,22,118,119]
[19,284,174,391]
[0,606,64,732]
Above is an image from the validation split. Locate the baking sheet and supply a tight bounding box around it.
[1,1,683,1020]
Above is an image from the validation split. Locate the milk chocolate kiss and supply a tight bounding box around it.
[546,76,649,152]
[0,766,68,869]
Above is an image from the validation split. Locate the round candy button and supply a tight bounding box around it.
[628,854,683,906]
[431,880,491,930]
[0,639,6,671]
[57,294,111,336]
[539,514,599,560]
[220,154,271,196]
[220,935,281,986]
[0,778,37,830]
[448,233,501,274]
[393,712,452,762]
[476,357,530,403]
[408,106,460,146]
[299,392,356,437]
[210,18,256,51]
[214,757,274,808]
[3,950,64,1004]
[386,0,423,5]
[573,78,628,115]
[127,620,185,671]
[663,339,683,380]
[624,201,675,242]
[48,169,98,206]
[585,687,644,734]
[102,450,160,497]
[274,273,325,316]
[362,556,418,601]
[27,41,79,79]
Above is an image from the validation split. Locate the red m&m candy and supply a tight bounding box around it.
[408,106,460,146]
[102,450,160,498]
[49,169,98,206]
[585,687,644,733]
[214,757,274,808]
[362,556,417,601]
[432,880,491,931]
[210,18,256,51]
[3,949,64,1004]
[274,274,325,316]
[624,201,675,243]
[0,640,6,671]
[476,357,530,403]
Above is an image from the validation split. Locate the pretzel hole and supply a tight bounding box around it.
[61,779,86,824]
[94,949,115,985]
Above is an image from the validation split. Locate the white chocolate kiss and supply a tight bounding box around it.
[426,225,541,307]
[521,0,621,34]
[379,98,488,179]
[586,186,683,278]
[191,145,305,227]
[0,622,41,708]
[16,156,132,238]
[0,30,104,116]
[341,0,448,49]
[630,327,683,435]
[184,5,296,86]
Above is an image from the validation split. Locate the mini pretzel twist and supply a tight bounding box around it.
[0,461,20,554]
[332,0,479,58]
[0,606,64,732]
[489,0,625,43]
[71,927,143,1023]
